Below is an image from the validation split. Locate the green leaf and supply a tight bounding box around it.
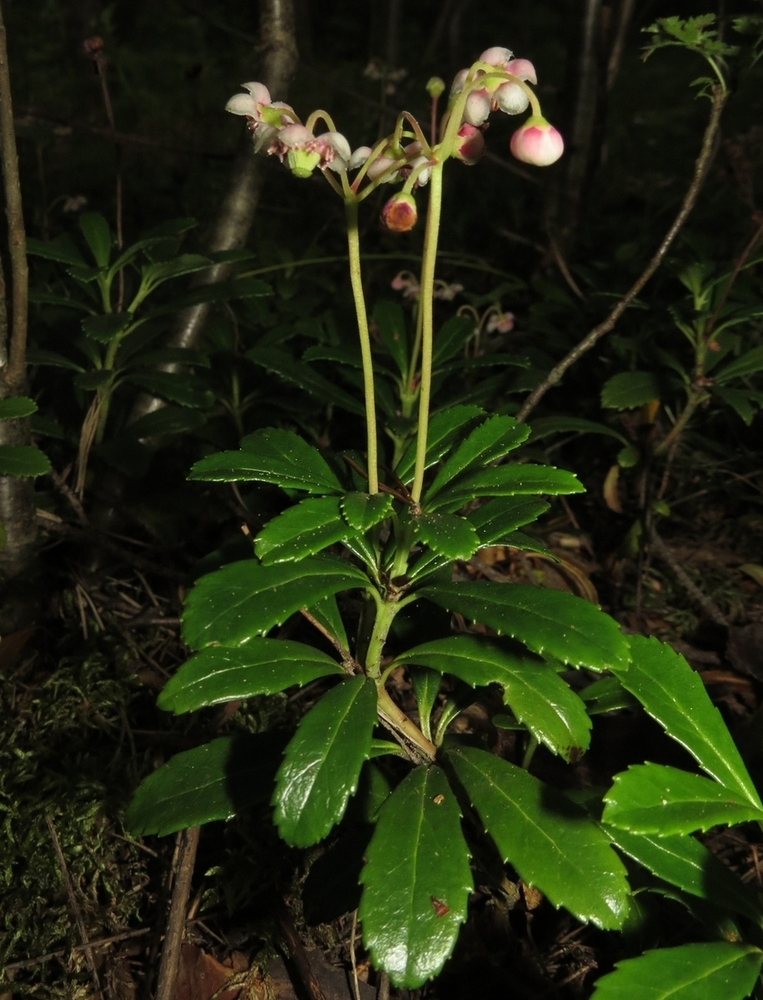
[304,595,349,652]
[158,638,344,713]
[422,582,630,672]
[145,275,272,317]
[414,512,480,560]
[26,233,86,266]
[447,747,629,929]
[189,428,343,494]
[713,387,758,425]
[79,212,112,267]
[273,677,377,847]
[141,254,212,288]
[427,464,583,512]
[591,942,763,1000]
[529,416,629,446]
[81,312,134,344]
[408,668,441,742]
[0,397,37,420]
[127,348,211,369]
[182,555,369,649]
[426,415,531,501]
[125,733,286,836]
[601,372,664,409]
[395,405,483,483]
[432,315,475,365]
[126,406,206,439]
[74,370,112,391]
[602,763,763,835]
[26,348,86,372]
[255,497,353,564]
[602,826,763,922]
[373,300,409,377]
[246,345,364,415]
[341,492,393,531]
[0,445,52,478]
[616,636,762,808]
[468,496,550,546]
[399,635,590,762]
[360,765,472,988]
[580,677,638,715]
[121,372,214,409]
[715,345,763,384]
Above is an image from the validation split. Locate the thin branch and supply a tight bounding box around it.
[45,815,104,1000]
[0,0,28,389]
[517,86,727,424]
[155,826,200,1000]
[649,526,729,627]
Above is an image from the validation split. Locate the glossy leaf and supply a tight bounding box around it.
[273,677,377,847]
[427,464,583,512]
[713,387,757,425]
[580,676,638,715]
[342,492,394,531]
[26,348,85,372]
[255,497,353,564]
[468,496,550,546]
[602,826,763,922]
[141,253,212,288]
[408,668,441,742]
[591,942,763,1000]
[425,415,531,500]
[189,428,342,494]
[304,595,349,653]
[157,639,344,713]
[146,275,272,317]
[715,345,763,384]
[126,406,206,439]
[127,347,211,369]
[82,312,134,344]
[360,765,472,988]
[26,233,86,266]
[0,397,37,420]
[422,582,630,672]
[615,636,762,808]
[602,763,763,835]
[529,416,629,446]
[246,345,364,415]
[601,371,664,410]
[399,635,590,761]
[447,747,629,929]
[395,405,483,483]
[414,512,480,560]
[125,733,287,836]
[182,556,370,649]
[373,300,409,377]
[79,212,112,267]
[122,372,214,409]
[0,446,52,478]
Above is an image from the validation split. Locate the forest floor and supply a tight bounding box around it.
[2,493,763,1000]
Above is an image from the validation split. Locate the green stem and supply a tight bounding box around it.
[345,199,379,494]
[376,684,436,764]
[364,598,399,679]
[410,161,444,504]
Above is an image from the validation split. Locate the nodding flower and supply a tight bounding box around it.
[380,192,418,233]
[510,115,564,166]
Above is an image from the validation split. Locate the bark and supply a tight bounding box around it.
[0,0,41,626]
[128,0,298,425]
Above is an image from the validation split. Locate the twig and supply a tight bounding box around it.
[517,86,727,423]
[155,826,201,1000]
[376,971,390,1000]
[649,526,729,627]
[0,0,28,388]
[349,911,361,1000]
[44,815,105,1000]
[274,894,328,1000]
[2,927,152,973]
[47,465,89,526]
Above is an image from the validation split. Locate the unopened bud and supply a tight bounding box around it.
[380,192,418,233]
[426,76,446,99]
[510,116,564,166]
[453,124,485,165]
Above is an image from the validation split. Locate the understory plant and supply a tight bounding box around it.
[128,45,763,996]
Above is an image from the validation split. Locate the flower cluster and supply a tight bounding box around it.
[225,83,352,178]
[448,46,564,168]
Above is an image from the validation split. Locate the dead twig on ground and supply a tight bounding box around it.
[155,825,201,1000]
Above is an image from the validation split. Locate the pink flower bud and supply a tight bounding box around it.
[367,155,402,182]
[453,123,485,165]
[505,58,537,85]
[510,116,564,166]
[380,192,418,233]
[480,46,514,68]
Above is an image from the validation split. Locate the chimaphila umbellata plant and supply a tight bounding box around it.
[129,47,763,996]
